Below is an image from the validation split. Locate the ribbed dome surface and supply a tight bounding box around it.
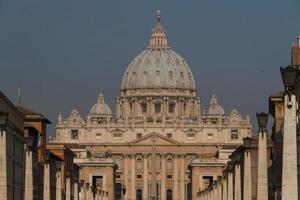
[89,94,112,116]
[121,48,196,91]
[121,12,196,92]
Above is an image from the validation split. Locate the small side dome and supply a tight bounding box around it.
[203,95,225,115]
[89,94,112,116]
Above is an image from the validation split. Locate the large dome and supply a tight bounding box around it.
[121,12,196,92]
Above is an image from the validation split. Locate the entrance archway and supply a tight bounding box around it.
[136,189,142,200]
[167,189,172,200]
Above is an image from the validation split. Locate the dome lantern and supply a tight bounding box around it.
[150,10,168,48]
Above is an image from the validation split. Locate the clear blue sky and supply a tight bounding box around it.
[1,0,299,135]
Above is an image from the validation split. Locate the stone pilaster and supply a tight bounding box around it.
[243,150,252,200]
[173,154,178,200]
[24,149,33,200]
[124,154,129,200]
[143,154,148,200]
[131,154,136,199]
[234,164,241,200]
[74,182,78,200]
[282,94,298,200]
[161,154,166,200]
[180,155,185,199]
[66,177,71,200]
[43,162,51,200]
[56,170,62,200]
[227,172,233,200]
[222,179,228,200]
[0,130,7,200]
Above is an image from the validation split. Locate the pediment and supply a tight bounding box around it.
[129,133,180,146]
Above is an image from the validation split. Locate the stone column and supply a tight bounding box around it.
[180,155,185,200]
[79,181,85,200]
[213,182,218,199]
[143,154,148,200]
[24,148,33,200]
[204,189,208,200]
[222,178,228,200]
[243,150,252,200]
[66,177,71,200]
[257,130,268,200]
[173,155,178,200]
[282,94,298,199]
[0,130,7,200]
[199,175,204,191]
[217,180,222,200]
[234,164,241,200]
[89,186,94,200]
[74,182,79,200]
[161,154,166,200]
[43,162,51,200]
[56,170,62,200]
[227,172,233,200]
[124,154,129,200]
[85,183,91,200]
[131,154,136,199]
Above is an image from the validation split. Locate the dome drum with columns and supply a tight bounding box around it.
[51,12,252,200]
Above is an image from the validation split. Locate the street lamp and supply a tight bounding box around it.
[280,65,299,108]
[0,111,9,130]
[56,161,62,171]
[243,137,252,148]
[280,65,298,91]
[256,112,269,132]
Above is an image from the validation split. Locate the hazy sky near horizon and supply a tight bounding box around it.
[1,0,300,135]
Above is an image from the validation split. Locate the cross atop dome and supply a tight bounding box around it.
[150,10,168,48]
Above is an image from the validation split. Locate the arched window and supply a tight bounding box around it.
[167,189,172,200]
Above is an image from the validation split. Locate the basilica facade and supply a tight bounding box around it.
[50,13,252,200]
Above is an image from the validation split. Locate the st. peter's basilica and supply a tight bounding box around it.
[50,12,252,200]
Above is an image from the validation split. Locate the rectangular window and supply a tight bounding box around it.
[137,133,142,139]
[113,132,122,138]
[96,133,102,139]
[137,174,142,179]
[169,102,175,113]
[187,132,195,138]
[154,103,161,113]
[231,130,238,140]
[203,176,213,188]
[141,103,147,113]
[207,133,213,140]
[167,133,172,139]
[71,130,78,140]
